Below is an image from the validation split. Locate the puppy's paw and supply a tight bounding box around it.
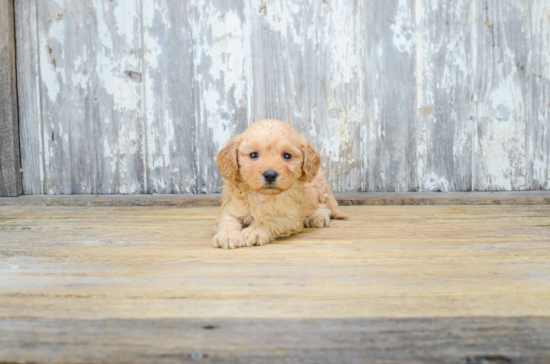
[213,230,245,249]
[304,210,331,228]
[241,227,271,246]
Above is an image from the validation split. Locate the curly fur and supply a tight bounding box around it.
[213,119,348,249]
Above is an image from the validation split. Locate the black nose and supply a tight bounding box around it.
[263,170,278,183]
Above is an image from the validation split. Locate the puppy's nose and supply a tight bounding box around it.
[263,170,278,183]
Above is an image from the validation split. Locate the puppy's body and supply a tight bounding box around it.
[214,119,347,249]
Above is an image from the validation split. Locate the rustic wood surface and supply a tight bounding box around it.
[1,191,550,207]
[1,317,549,364]
[14,0,550,195]
[15,0,43,195]
[1,204,549,362]
[0,0,22,197]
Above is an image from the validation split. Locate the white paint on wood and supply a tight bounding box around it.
[14,0,550,194]
[15,0,45,195]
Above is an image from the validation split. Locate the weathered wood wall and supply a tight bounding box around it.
[0,0,22,197]
[14,0,550,194]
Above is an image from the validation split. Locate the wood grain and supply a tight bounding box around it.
[1,191,549,207]
[415,0,473,192]
[472,0,530,191]
[1,317,549,363]
[362,0,417,192]
[0,0,22,197]
[250,0,363,192]
[14,0,550,194]
[190,0,252,194]
[15,0,43,195]
[530,0,550,191]
[1,205,549,320]
[1,204,550,361]
[36,0,146,194]
[142,0,197,194]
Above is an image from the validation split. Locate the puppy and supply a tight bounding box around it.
[213,119,348,249]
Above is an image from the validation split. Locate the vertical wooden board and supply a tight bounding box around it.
[530,0,550,190]
[249,0,363,192]
[89,0,145,194]
[190,0,252,193]
[414,0,473,191]
[37,0,88,194]
[249,0,307,129]
[15,0,44,195]
[0,0,22,197]
[303,0,363,192]
[142,1,197,194]
[37,0,144,194]
[472,0,530,191]
[362,0,417,192]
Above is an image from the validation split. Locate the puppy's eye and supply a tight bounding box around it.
[282,153,292,160]
[250,152,259,159]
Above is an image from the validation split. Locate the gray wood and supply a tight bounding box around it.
[362,0,417,192]
[472,0,531,191]
[15,0,43,195]
[142,0,197,194]
[0,0,22,197]
[415,0,473,192]
[530,0,550,190]
[14,0,550,194]
[303,0,363,193]
[36,0,145,194]
[1,191,549,207]
[1,317,549,363]
[250,0,363,193]
[190,0,252,193]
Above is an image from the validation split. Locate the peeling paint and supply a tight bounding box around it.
[20,0,550,194]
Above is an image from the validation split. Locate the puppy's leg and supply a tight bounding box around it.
[241,218,303,246]
[213,214,245,249]
[304,203,331,228]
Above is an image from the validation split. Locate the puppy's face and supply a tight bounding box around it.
[217,120,321,196]
[238,136,303,195]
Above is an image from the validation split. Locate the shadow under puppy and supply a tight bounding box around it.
[213,119,348,249]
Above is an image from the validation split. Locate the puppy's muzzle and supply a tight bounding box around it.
[263,170,278,184]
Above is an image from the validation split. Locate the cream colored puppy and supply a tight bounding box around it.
[213,119,348,249]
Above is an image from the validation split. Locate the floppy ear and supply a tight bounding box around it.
[299,142,321,183]
[216,136,241,183]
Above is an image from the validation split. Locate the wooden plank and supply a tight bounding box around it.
[15,0,44,195]
[0,205,549,319]
[0,204,549,361]
[190,0,252,193]
[1,191,550,206]
[142,0,197,194]
[530,0,550,190]
[362,0,417,192]
[1,317,549,363]
[90,0,145,194]
[249,0,363,193]
[36,0,145,194]
[249,0,305,129]
[0,0,22,197]
[12,0,548,195]
[472,0,531,191]
[304,0,363,193]
[415,0,473,192]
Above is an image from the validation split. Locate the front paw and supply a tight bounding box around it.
[304,211,331,228]
[241,227,271,246]
[213,230,245,249]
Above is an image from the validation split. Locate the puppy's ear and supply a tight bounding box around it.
[217,136,241,183]
[300,142,321,183]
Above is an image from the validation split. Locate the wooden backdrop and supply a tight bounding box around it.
[15,0,550,195]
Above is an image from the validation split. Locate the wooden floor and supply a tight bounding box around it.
[1,202,550,363]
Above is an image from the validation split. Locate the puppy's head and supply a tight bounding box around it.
[217,119,321,195]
